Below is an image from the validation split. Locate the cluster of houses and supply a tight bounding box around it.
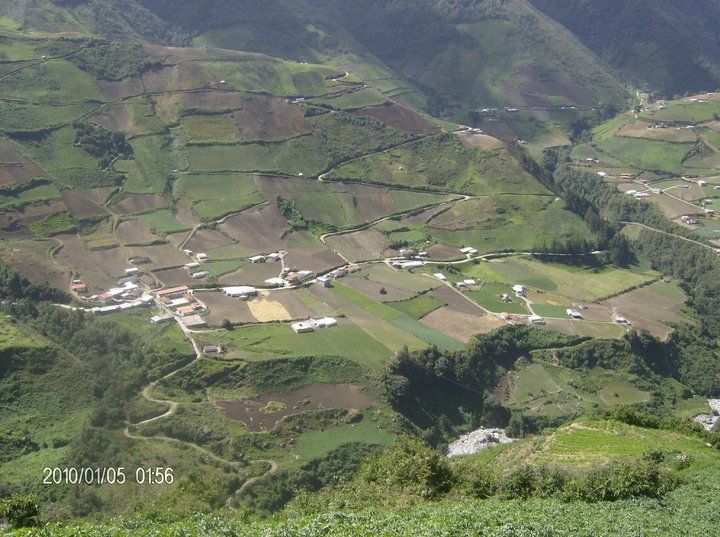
[291,316,338,333]
[155,285,206,317]
[87,277,154,314]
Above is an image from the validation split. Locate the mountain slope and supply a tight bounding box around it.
[529,0,720,96]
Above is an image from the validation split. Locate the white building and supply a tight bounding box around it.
[529,315,546,325]
[512,284,525,297]
[291,321,314,333]
[567,309,583,319]
[434,273,447,281]
[222,286,258,297]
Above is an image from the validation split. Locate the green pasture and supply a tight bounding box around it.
[137,209,191,234]
[295,421,394,461]
[187,143,276,172]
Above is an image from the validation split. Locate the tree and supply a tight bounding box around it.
[608,233,633,267]
[1,494,40,528]
[221,318,233,331]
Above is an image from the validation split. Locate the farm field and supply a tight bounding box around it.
[196,323,394,369]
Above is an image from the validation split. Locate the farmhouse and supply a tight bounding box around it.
[249,255,266,263]
[176,305,195,316]
[156,286,190,299]
[463,279,477,286]
[397,260,425,269]
[265,277,286,287]
[125,267,140,276]
[196,253,209,261]
[567,308,583,319]
[203,345,223,354]
[512,284,525,297]
[291,321,314,333]
[614,315,630,324]
[316,276,332,288]
[312,317,338,328]
[434,273,447,281]
[184,262,200,270]
[71,282,87,293]
[460,246,478,255]
[191,271,209,279]
[529,315,545,325]
[222,286,258,298]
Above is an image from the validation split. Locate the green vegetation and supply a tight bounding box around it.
[327,134,548,195]
[63,39,158,81]
[295,422,394,460]
[0,181,60,210]
[28,211,77,237]
[386,294,444,319]
[137,209,190,234]
[174,174,264,220]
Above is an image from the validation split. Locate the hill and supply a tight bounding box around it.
[529,0,720,97]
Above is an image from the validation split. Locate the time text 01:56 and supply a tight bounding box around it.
[43,467,175,485]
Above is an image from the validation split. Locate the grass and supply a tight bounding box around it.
[326,133,549,196]
[186,144,276,173]
[203,323,393,370]
[594,137,693,175]
[203,259,247,277]
[174,173,264,220]
[202,60,297,96]
[0,101,95,132]
[310,87,389,110]
[130,135,178,194]
[137,209,191,234]
[28,211,76,237]
[597,380,650,405]
[465,284,528,315]
[1,59,104,101]
[0,181,60,209]
[295,421,394,460]
[182,114,240,143]
[386,294,444,319]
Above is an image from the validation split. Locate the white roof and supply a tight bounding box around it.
[460,246,477,253]
[222,286,257,295]
[170,298,190,307]
[249,255,266,261]
[434,273,447,280]
[529,315,545,322]
[184,262,200,269]
[463,279,477,285]
[265,277,285,286]
[401,260,425,268]
[313,317,337,327]
[512,284,525,292]
[125,267,139,274]
[567,309,582,317]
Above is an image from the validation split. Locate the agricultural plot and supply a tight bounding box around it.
[152,267,199,287]
[0,138,49,186]
[152,90,245,123]
[0,182,61,210]
[386,294,444,318]
[0,238,67,289]
[181,114,241,143]
[184,229,236,253]
[324,229,390,261]
[137,209,191,235]
[230,97,312,141]
[603,280,690,339]
[256,175,457,228]
[53,234,117,292]
[219,262,281,286]
[310,87,389,110]
[460,258,656,303]
[465,285,528,315]
[325,133,548,195]
[350,102,440,135]
[125,244,190,270]
[1,59,104,101]
[130,135,179,195]
[420,307,505,341]
[216,383,375,433]
[60,189,108,218]
[141,62,216,93]
[283,247,345,273]
[295,421,394,461]
[0,101,95,132]
[217,204,289,253]
[174,173,264,220]
[594,137,693,175]
[80,220,120,250]
[110,194,167,215]
[455,131,505,150]
[186,144,276,173]
[201,59,298,96]
[615,122,698,143]
[114,219,161,245]
[203,322,394,369]
[87,246,131,278]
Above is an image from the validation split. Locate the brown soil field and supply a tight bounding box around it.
[602,282,688,340]
[218,204,289,252]
[53,234,117,292]
[173,202,202,228]
[429,285,488,315]
[219,262,281,286]
[141,62,215,93]
[82,187,116,205]
[61,190,109,218]
[4,238,68,289]
[95,78,144,101]
[185,228,235,252]
[153,267,200,287]
[455,131,505,150]
[196,291,257,325]
[153,90,245,123]
[616,123,697,143]
[514,65,596,107]
[0,214,31,239]
[10,200,67,225]
[283,247,345,273]
[89,246,130,279]
[89,103,132,133]
[343,275,415,302]
[563,303,613,322]
[350,102,439,135]
[424,242,462,260]
[115,219,161,245]
[125,244,190,270]
[165,231,190,248]
[325,229,389,262]
[537,318,577,336]
[420,307,502,342]
[110,194,167,215]
[0,139,49,186]
[651,193,702,219]
[216,383,374,432]
[231,98,311,140]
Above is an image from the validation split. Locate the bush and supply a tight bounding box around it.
[1,494,40,528]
